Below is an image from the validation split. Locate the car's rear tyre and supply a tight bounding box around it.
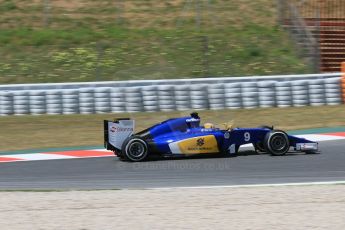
[264,130,290,156]
[121,136,148,162]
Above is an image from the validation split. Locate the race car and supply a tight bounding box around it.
[104,113,318,162]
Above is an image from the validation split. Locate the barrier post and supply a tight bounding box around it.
[342,62,345,103]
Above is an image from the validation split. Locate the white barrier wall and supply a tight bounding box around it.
[0,74,343,116]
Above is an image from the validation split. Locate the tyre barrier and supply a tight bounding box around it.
[291,80,309,107]
[158,85,175,112]
[79,88,94,114]
[190,84,208,110]
[94,87,111,113]
[208,84,225,110]
[258,81,276,108]
[0,76,343,116]
[174,85,190,111]
[30,90,46,115]
[61,89,79,115]
[46,90,63,114]
[111,88,126,113]
[0,91,14,115]
[142,86,159,112]
[224,83,242,109]
[241,82,259,109]
[13,90,30,115]
[275,81,292,108]
[125,87,142,113]
[324,77,342,105]
[308,79,325,106]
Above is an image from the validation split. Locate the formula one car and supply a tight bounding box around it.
[104,113,318,162]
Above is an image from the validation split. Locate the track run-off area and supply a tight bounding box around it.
[0,130,344,190]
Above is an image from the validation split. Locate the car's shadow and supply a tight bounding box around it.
[138,150,320,162]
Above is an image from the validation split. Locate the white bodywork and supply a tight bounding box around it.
[295,143,318,151]
[107,120,135,149]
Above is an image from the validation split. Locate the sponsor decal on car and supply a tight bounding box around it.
[110,126,134,133]
[296,143,318,151]
[186,118,200,122]
[171,135,219,154]
[196,138,205,146]
[108,120,135,149]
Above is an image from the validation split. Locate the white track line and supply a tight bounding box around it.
[296,134,345,142]
[3,153,76,161]
[150,181,345,190]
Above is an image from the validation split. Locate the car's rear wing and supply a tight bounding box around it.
[104,119,135,152]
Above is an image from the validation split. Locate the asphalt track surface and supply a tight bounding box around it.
[0,140,344,190]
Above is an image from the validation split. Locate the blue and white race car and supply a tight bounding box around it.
[104,113,318,162]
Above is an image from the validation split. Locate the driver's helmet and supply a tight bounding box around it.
[186,112,201,128]
[204,123,215,129]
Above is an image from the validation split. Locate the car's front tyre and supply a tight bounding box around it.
[121,136,148,162]
[264,130,290,156]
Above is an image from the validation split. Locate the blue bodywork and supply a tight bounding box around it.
[136,114,317,156]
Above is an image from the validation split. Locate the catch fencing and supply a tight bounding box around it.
[0,73,343,116]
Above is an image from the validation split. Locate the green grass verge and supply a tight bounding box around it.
[0,0,309,84]
[0,105,344,152]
